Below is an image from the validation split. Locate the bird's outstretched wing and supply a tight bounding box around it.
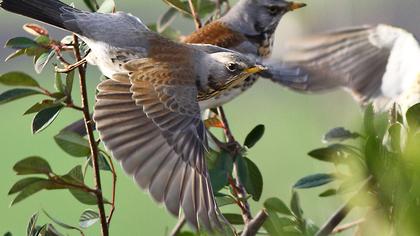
[93,57,225,232]
[283,24,420,110]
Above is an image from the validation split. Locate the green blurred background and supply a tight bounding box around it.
[0,0,419,235]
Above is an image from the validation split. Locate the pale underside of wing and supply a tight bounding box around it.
[93,60,225,232]
[284,25,392,107]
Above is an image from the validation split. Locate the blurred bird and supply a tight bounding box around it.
[282,24,420,113]
[184,0,307,109]
[1,0,265,231]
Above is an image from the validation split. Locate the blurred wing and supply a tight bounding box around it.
[284,25,394,105]
[93,58,224,231]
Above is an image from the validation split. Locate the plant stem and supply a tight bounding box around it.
[316,176,372,236]
[101,150,117,226]
[170,216,186,236]
[240,209,268,236]
[187,0,202,29]
[72,34,109,236]
[332,218,365,234]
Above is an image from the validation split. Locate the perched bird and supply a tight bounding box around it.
[282,24,420,113]
[183,0,307,109]
[1,0,265,232]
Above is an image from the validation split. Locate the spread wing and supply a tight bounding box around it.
[93,58,225,231]
[284,25,398,107]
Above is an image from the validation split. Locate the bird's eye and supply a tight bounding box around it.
[266,6,281,15]
[226,63,239,72]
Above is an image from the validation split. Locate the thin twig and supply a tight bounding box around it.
[332,218,365,234]
[187,0,202,29]
[101,150,117,226]
[72,34,109,236]
[170,216,186,236]
[240,209,268,236]
[316,176,373,236]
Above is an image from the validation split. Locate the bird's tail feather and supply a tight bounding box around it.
[1,0,78,31]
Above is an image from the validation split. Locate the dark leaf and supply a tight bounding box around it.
[24,100,57,115]
[148,24,181,41]
[293,173,334,189]
[9,177,46,195]
[162,0,191,15]
[264,197,293,216]
[88,152,111,171]
[237,156,263,201]
[79,209,99,228]
[69,189,97,205]
[4,232,12,236]
[0,89,41,105]
[5,37,38,49]
[32,105,63,134]
[24,47,47,57]
[13,156,52,175]
[364,103,375,136]
[34,36,50,45]
[34,50,55,74]
[209,151,233,192]
[83,0,98,11]
[215,194,236,207]
[406,103,420,131]
[197,0,217,16]
[222,213,244,225]
[157,8,178,33]
[308,144,360,163]
[263,210,293,236]
[54,131,91,157]
[323,127,360,143]
[177,232,196,236]
[0,72,39,87]
[97,0,115,13]
[318,188,337,197]
[27,212,39,236]
[61,166,84,184]
[11,180,57,206]
[5,49,25,62]
[384,122,406,153]
[41,224,65,236]
[290,191,303,219]
[244,124,265,148]
[43,210,82,232]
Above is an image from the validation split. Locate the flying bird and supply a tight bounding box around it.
[282,24,420,113]
[183,0,307,109]
[0,0,265,232]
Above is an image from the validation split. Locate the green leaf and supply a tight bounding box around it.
[263,210,293,236]
[290,191,303,219]
[244,124,265,148]
[27,212,39,236]
[83,0,98,11]
[54,72,64,93]
[54,131,91,157]
[97,0,115,13]
[9,177,47,195]
[293,173,334,189]
[364,103,375,136]
[13,156,52,175]
[148,24,181,41]
[24,100,57,115]
[215,194,236,207]
[5,37,38,49]
[34,51,55,74]
[61,166,84,184]
[3,232,12,236]
[208,151,233,193]
[162,0,191,15]
[0,89,41,105]
[43,209,82,232]
[79,209,99,228]
[319,188,337,197]
[222,213,244,225]
[64,70,75,97]
[88,152,111,171]
[237,156,263,201]
[0,72,39,87]
[69,189,97,205]
[323,127,360,143]
[32,105,63,134]
[384,122,406,153]
[307,144,360,163]
[11,180,56,206]
[35,36,50,45]
[5,49,25,62]
[406,103,420,131]
[157,8,178,33]
[264,197,293,216]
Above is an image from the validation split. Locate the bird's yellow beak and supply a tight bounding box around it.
[288,2,307,11]
[244,65,267,74]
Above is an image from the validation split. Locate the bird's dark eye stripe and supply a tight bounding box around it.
[266,5,282,14]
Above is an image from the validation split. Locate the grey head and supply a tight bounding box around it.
[220,0,306,37]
